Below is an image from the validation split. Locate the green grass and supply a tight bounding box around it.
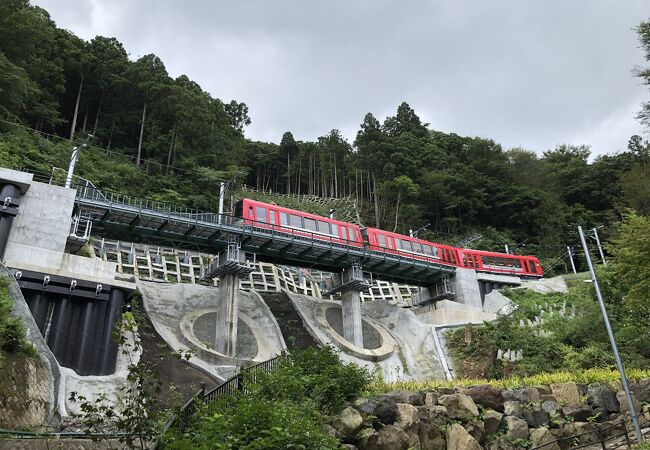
[366,368,650,394]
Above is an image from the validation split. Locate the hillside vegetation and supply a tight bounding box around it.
[447,213,650,379]
[2,2,650,272]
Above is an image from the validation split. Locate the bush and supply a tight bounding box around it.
[164,397,338,450]
[0,277,36,357]
[163,347,373,449]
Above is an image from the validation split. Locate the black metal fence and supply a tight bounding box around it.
[530,415,650,450]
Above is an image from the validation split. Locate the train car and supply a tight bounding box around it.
[457,249,543,277]
[365,227,460,267]
[232,198,364,247]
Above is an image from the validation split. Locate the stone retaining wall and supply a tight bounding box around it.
[332,380,650,449]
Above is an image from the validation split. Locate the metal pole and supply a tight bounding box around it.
[218,181,225,224]
[65,144,84,188]
[593,227,606,266]
[505,244,510,254]
[578,225,643,443]
[567,246,577,274]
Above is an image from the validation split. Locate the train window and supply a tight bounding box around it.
[412,242,423,253]
[234,201,243,218]
[249,206,254,218]
[377,234,386,246]
[304,217,316,231]
[331,223,338,237]
[290,214,302,228]
[348,227,355,241]
[422,245,432,255]
[280,212,290,226]
[256,206,266,223]
[269,210,276,224]
[318,221,329,234]
[402,240,413,252]
[394,238,402,249]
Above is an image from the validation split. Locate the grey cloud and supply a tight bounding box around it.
[36,0,649,154]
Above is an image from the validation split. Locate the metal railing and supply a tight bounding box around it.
[530,415,650,450]
[153,353,287,449]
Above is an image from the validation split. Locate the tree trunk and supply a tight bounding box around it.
[106,122,114,150]
[373,171,380,228]
[81,103,89,132]
[69,76,84,142]
[92,99,102,136]
[286,152,290,194]
[136,95,148,167]
[393,190,401,232]
[166,121,177,173]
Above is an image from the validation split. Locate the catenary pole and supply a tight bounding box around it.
[593,227,606,266]
[578,226,643,443]
[567,246,577,274]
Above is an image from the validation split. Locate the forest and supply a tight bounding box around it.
[1,0,650,271]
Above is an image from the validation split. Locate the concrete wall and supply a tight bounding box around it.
[4,180,76,271]
[453,268,482,308]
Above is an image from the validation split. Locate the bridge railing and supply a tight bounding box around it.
[73,184,456,276]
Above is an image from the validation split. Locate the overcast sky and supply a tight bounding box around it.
[36,0,649,156]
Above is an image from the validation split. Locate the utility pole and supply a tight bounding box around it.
[567,246,577,274]
[592,227,606,266]
[218,181,226,224]
[65,135,93,189]
[504,244,510,254]
[578,226,643,443]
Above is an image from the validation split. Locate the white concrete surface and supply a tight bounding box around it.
[341,289,363,347]
[214,273,239,356]
[0,167,33,193]
[519,275,568,294]
[285,291,447,382]
[137,281,286,380]
[453,268,482,308]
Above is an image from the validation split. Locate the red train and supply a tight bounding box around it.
[233,198,543,277]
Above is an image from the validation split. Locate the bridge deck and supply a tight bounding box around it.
[74,186,454,285]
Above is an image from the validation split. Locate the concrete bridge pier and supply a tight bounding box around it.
[205,237,254,357]
[332,259,369,347]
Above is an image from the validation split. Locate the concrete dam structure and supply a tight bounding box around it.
[0,166,566,430]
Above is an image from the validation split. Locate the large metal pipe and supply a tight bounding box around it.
[98,289,125,374]
[73,299,96,375]
[0,183,20,261]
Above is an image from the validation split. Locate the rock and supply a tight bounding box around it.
[418,422,446,450]
[643,404,650,421]
[550,382,581,405]
[467,385,506,412]
[541,400,561,416]
[485,436,518,450]
[565,422,599,446]
[354,397,379,416]
[357,428,381,450]
[342,445,358,450]
[396,403,420,430]
[438,394,479,420]
[562,404,594,422]
[337,406,364,440]
[616,391,642,413]
[503,400,522,417]
[425,392,439,408]
[549,428,574,450]
[377,424,410,450]
[631,379,650,403]
[429,405,449,426]
[592,407,608,422]
[373,395,398,425]
[503,388,529,403]
[540,394,556,402]
[417,405,430,423]
[600,419,626,439]
[446,423,482,450]
[463,420,485,444]
[533,385,552,395]
[483,409,503,435]
[525,387,541,402]
[396,403,421,447]
[587,385,620,412]
[504,416,529,440]
[438,387,456,395]
[391,390,425,406]
[522,409,549,428]
[530,427,560,450]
